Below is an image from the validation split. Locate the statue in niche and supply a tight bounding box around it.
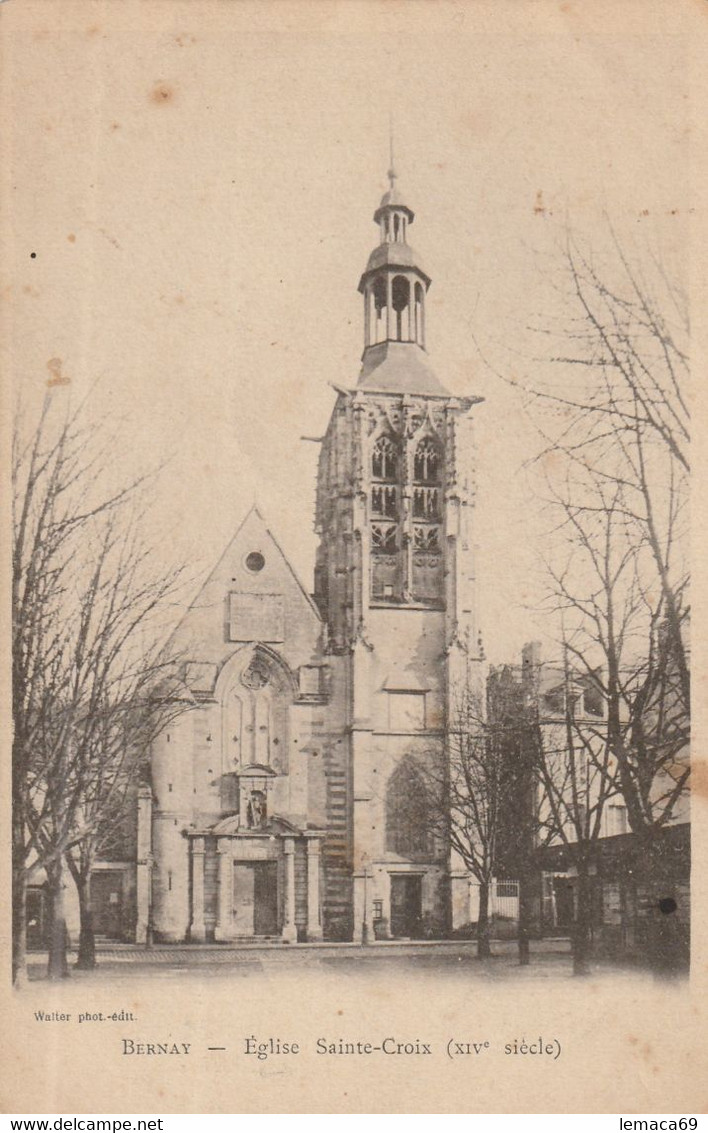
[246,789,267,829]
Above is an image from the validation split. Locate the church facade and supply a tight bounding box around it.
[141,170,486,944]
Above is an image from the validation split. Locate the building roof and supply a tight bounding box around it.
[357,340,450,396]
[361,240,429,283]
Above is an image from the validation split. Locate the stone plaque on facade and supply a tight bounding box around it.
[228,592,284,642]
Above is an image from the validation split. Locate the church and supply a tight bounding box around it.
[139,166,486,945]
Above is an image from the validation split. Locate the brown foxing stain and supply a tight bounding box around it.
[86,25,101,37]
[46,358,71,388]
[23,285,40,297]
[174,34,198,46]
[691,759,707,800]
[110,122,121,132]
[534,189,549,216]
[67,234,76,243]
[151,82,175,105]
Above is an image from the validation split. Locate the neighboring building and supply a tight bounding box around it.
[489,641,690,963]
[139,167,486,944]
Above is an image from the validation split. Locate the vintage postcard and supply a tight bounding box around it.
[1,0,706,1115]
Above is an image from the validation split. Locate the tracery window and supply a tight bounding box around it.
[413,486,440,520]
[372,435,397,481]
[371,524,398,554]
[385,758,433,859]
[370,434,400,599]
[414,438,441,484]
[371,484,397,518]
[411,436,443,601]
[413,526,440,552]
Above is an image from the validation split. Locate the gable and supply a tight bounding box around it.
[166,506,321,673]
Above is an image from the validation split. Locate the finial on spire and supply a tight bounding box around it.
[388,113,397,190]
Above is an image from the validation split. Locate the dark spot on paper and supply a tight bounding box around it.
[67,234,76,243]
[110,122,121,132]
[98,228,121,250]
[151,83,174,104]
[30,252,36,259]
[660,897,677,915]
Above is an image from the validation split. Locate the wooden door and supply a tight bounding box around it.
[390,875,423,938]
[232,865,256,934]
[253,862,279,936]
[91,872,124,939]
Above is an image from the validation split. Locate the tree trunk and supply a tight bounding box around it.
[572,865,592,977]
[74,874,97,970]
[12,761,28,988]
[477,880,492,959]
[46,859,70,980]
[12,862,28,989]
[517,872,532,966]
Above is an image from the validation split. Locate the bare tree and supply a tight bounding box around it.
[525,647,617,976]
[12,392,186,984]
[421,681,519,959]
[521,232,690,968]
[62,634,188,971]
[486,662,541,967]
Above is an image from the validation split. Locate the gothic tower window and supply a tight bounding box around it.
[412,436,443,602]
[385,758,433,859]
[372,434,397,481]
[371,434,400,601]
[414,437,440,483]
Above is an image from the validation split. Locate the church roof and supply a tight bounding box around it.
[358,340,450,396]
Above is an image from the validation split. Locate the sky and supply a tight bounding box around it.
[4,0,694,664]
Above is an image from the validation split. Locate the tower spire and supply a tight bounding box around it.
[388,116,397,192]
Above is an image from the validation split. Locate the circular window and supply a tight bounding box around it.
[245,551,265,573]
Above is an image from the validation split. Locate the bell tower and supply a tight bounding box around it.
[315,164,484,941]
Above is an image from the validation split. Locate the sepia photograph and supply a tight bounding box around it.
[2,0,705,1116]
